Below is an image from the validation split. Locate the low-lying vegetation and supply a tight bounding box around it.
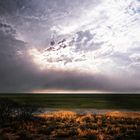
[0,98,39,126]
[0,104,140,140]
[0,94,140,109]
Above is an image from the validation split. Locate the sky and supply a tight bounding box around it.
[0,0,140,93]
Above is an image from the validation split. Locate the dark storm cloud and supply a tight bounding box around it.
[0,24,140,92]
[0,22,16,35]
[0,22,21,54]
[0,19,47,92]
[42,71,140,92]
[0,0,101,92]
[0,24,37,92]
[0,0,140,93]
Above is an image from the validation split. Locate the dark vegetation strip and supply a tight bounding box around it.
[0,94,140,109]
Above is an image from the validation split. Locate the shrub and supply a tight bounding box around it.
[0,98,19,123]
[17,104,39,121]
[0,98,39,125]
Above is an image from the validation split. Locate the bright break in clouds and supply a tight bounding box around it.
[0,0,140,92]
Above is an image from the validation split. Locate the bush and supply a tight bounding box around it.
[0,98,19,123]
[0,98,39,125]
[17,104,39,121]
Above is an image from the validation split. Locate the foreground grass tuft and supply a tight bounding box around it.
[0,110,140,140]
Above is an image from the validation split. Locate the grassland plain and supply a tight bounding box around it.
[0,94,140,140]
[0,94,140,109]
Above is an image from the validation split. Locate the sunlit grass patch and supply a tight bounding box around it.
[106,111,140,118]
[1,109,140,140]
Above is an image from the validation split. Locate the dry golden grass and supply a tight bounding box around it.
[1,111,140,140]
[106,111,140,118]
[37,111,76,119]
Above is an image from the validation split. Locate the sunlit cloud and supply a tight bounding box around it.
[0,0,140,92]
[27,0,140,77]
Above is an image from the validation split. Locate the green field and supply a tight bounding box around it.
[0,94,140,110]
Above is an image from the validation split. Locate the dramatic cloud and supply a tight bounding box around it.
[0,0,140,92]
